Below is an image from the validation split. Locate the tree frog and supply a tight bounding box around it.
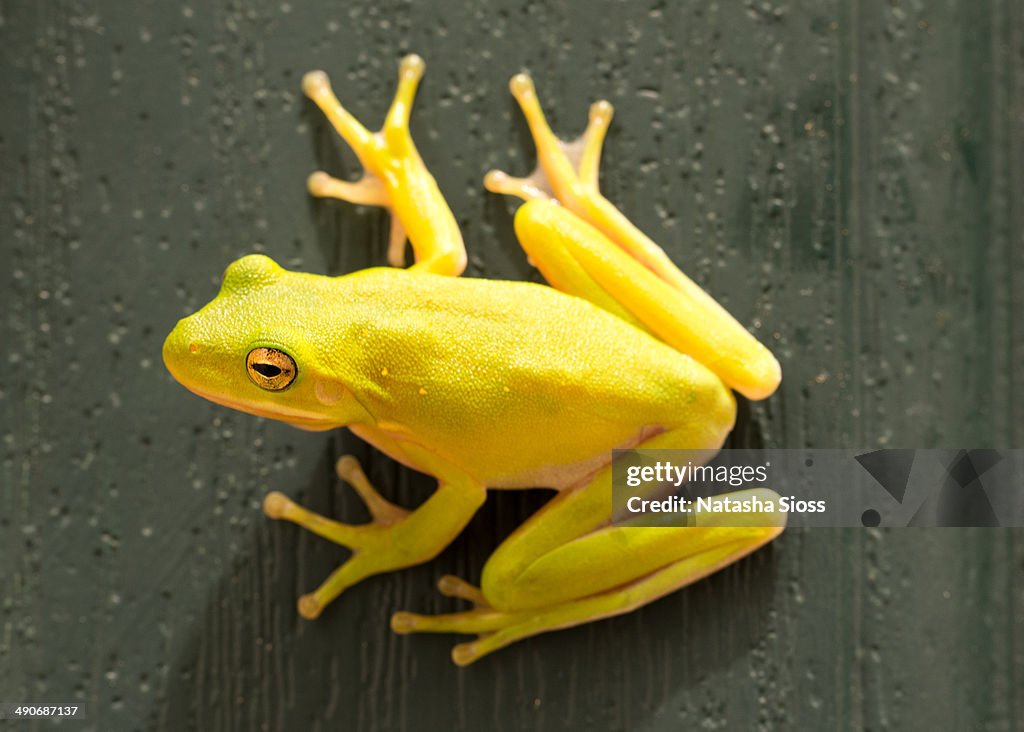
[162,54,784,665]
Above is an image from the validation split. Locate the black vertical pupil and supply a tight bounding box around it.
[253,363,282,378]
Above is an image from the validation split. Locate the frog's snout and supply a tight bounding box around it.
[162,316,199,385]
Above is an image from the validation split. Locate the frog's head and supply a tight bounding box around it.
[163,254,361,431]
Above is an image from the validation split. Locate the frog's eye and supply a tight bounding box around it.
[246,347,297,391]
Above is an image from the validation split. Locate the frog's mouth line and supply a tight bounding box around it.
[176,382,340,431]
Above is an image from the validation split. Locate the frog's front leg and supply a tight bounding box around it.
[263,431,486,619]
[487,74,780,400]
[304,55,467,276]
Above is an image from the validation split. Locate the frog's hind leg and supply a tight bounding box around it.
[394,516,780,666]
[393,493,783,665]
[488,74,780,400]
[304,55,467,276]
[390,429,785,665]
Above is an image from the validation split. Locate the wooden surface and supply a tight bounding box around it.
[2,1,1022,730]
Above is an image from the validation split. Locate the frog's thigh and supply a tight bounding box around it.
[513,199,780,399]
[431,507,781,665]
[483,509,781,612]
[480,443,782,613]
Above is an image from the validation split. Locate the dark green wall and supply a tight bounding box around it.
[2,1,1021,730]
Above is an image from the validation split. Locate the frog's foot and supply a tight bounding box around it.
[391,575,521,666]
[262,455,409,619]
[304,55,466,276]
[334,454,408,525]
[486,71,690,285]
[262,444,486,621]
[484,74,613,205]
[391,603,564,667]
[306,171,409,268]
[435,574,491,607]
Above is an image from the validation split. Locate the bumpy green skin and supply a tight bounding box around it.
[162,55,783,665]
[163,254,735,488]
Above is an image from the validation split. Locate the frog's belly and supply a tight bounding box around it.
[350,422,665,492]
[487,423,664,491]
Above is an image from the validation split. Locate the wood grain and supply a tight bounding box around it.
[2,1,1021,730]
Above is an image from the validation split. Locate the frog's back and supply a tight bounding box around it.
[338,267,699,397]
[332,268,733,483]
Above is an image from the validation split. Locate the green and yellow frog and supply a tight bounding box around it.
[163,54,784,665]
